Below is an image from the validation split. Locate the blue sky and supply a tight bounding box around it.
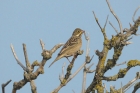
[0,0,140,93]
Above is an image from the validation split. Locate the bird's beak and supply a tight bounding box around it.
[81,30,85,34]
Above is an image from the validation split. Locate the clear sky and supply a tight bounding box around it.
[0,0,140,93]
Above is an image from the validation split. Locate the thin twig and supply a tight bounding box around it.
[92,11,107,38]
[124,82,137,92]
[10,44,28,72]
[123,72,140,92]
[104,15,109,29]
[1,79,12,93]
[82,33,91,93]
[62,62,66,78]
[106,0,123,34]
[109,21,119,34]
[82,69,86,93]
[87,63,94,70]
[40,39,45,50]
[132,82,140,93]
[59,62,66,81]
[87,61,127,73]
[92,11,102,30]
[84,63,95,73]
[84,31,89,41]
[67,62,87,83]
[23,44,31,69]
[85,32,90,58]
[86,70,96,73]
[133,6,140,23]
[84,32,90,57]
[50,43,64,54]
[115,61,126,66]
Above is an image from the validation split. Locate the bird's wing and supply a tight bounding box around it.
[58,36,79,55]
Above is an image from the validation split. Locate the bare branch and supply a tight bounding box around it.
[92,11,108,39]
[59,62,66,82]
[50,43,64,54]
[124,82,136,92]
[86,62,126,73]
[132,82,140,93]
[23,44,31,69]
[85,32,90,62]
[40,39,45,50]
[31,60,40,70]
[106,0,123,34]
[10,44,28,72]
[67,62,87,82]
[62,62,66,78]
[133,6,140,23]
[82,69,86,93]
[1,80,12,93]
[115,61,126,66]
[30,80,37,93]
[104,15,109,29]
[87,63,94,70]
[123,72,140,92]
[82,33,94,93]
[109,21,119,34]
[92,11,102,30]
[87,70,96,73]
[84,31,89,41]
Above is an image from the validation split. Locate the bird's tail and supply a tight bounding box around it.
[49,55,62,68]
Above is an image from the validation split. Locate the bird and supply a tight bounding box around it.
[49,28,84,67]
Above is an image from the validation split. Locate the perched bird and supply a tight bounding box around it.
[49,28,84,67]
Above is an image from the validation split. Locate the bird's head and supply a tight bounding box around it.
[72,28,85,37]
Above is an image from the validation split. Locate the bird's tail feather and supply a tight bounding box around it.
[49,56,62,68]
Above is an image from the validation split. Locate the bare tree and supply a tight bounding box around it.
[86,0,140,93]
[1,0,140,93]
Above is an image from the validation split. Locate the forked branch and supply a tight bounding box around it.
[1,80,12,93]
[10,44,28,72]
[92,11,108,39]
[106,0,123,33]
[133,6,140,23]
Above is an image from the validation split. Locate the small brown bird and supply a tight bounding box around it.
[49,28,84,67]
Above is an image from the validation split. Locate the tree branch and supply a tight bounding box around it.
[122,71,140,92]
[92,11,108,39]
[1,80,12,93]
[30,80,37,93]
[103,60,140,82]
[132,6,140,23]
[23,44,31,71]
[106,0,123,34]
[109,21,119,34]
[115,61,126,66]
[40,39,45,50]
[11,40,63,93]
[10,44,28,72]
[92,11,102,30]
[104,15,109,29]
[132,82,140,93]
